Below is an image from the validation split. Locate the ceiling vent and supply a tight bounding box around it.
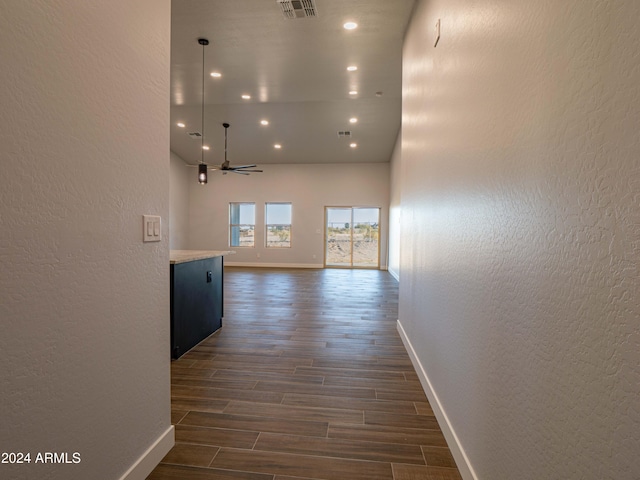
[337,131,352,138]
[277,0,317,19]
[187,131,202,140]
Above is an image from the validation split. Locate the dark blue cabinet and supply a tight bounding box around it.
[170,256,223,359]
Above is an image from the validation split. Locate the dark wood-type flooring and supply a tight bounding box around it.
[147,267,462,480]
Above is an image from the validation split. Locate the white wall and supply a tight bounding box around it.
[170,151,191,250]
[388,132,402,280]
[185,161,390,269]
[0,2,173,479]
[399,1,640,479]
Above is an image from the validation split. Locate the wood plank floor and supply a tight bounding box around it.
[147,267,461,480]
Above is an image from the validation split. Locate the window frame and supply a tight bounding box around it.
[265,202,292,248]
[229,202,256,248]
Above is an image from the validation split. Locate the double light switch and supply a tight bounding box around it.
[143,215,161,242]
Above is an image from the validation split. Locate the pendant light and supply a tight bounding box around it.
[198,38,209,184]
[198,163,207,183]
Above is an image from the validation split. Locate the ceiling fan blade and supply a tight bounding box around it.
[235,169,263,173]
[231,164,258,170]
[232,170,250,175]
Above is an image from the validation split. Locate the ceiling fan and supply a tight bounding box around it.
[209,122,263,175]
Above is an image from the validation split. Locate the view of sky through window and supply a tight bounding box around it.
[266,203,292,224]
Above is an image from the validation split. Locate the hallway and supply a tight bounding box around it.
[148,267,461,480]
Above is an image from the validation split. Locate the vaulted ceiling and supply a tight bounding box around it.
[170,0,415,168]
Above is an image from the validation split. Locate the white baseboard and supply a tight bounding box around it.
[119,425,174,480]
[225,262,389,270]
[396,320,477,480]
[224,262,324,269]
[388,267,399,281]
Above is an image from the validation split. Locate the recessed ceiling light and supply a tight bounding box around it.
[241,94,251,100]
[274,144,282,149]
[177,122,185,128]
[210,72,221,78]
[349,90,358,95]
[202,145,210,150]
[343,22,358,30]
[260,120,269,126]
[350,143,357,148]
[349,117,358,123]
[347,65,358,72]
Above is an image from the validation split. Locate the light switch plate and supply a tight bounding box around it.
[143,215,161,242]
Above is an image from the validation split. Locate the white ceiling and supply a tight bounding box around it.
[170,0,415,168]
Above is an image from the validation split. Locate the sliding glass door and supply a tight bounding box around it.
[325,207,380,268]
[325,207,352,267]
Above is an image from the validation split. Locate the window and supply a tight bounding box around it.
[265,203,292,248]
[229,203,255,247]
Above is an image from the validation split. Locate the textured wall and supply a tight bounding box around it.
[0,1,172,479]
[388,131,402,280]
[399,1,640,479]
[170,152,191,250]
[185,161,390,268]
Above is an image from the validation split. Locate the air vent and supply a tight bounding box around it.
[187,131,202,139]
[277,0,317,19]
[337,131,352,138]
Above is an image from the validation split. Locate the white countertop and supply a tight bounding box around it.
[170,249,236,264]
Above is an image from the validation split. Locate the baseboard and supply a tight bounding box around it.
[396,320,477,480]
[119,425,174,480]
[225,262,389,270]
[388,267,399,281]
[225,262,324,269]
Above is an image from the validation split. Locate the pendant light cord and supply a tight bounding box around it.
[201,40,205,165]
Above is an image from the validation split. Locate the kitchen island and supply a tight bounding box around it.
[170,250,234,359]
